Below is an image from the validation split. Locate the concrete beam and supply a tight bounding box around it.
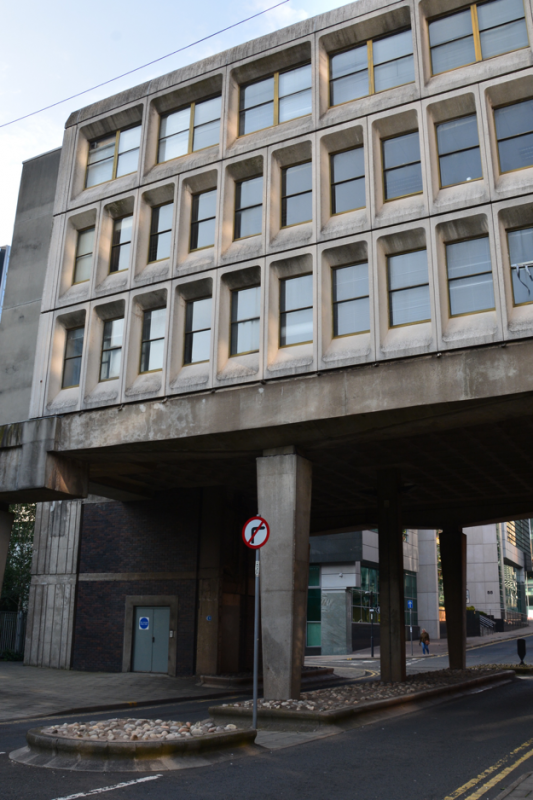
[0,419,88,503]
[257,449,312,700]
[378,468,406,683]
[441,527,467,670]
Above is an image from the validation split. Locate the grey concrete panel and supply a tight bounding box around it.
[320,589,352,655]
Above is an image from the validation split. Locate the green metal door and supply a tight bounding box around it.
[133,606,170,673]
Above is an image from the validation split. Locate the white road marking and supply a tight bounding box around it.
[50,775,162,800]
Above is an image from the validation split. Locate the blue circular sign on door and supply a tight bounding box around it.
[139,616,150,630]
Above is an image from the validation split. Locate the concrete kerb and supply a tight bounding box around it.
[209,670,515,732]
[10,727,257,772]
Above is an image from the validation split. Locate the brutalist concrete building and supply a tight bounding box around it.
[2,0,533,694]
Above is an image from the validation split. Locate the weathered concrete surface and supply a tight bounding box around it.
[0,150,60,427]
[320,589,352,656]
[257,450,312,699]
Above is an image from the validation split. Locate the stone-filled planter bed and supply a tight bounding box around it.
[209,669,514,732]
[10,721,256,772]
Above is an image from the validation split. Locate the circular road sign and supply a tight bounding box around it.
[242,516,270,549]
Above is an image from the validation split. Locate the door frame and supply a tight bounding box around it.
[122,595,178,676]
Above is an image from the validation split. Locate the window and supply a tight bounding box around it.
[110,216,133,273]
[330,147,365,214]
[333,263,370,336]
[184,297,212,364]
[62,327,84,389]
[495,98,533,173]
[388,250,431,327]
[281,162,312,227]
[100,318,124,381]
[86,125,141,188]
[158,96,221,162]
[280,273,313,346]
[306,565,321,647]
[436,115,483,187]
[140,308,166,373]
[382,131,423,201]
[329,29,414,106]
[190,190,217,250]
[429,0,528,76]
[234,176,263,239]
[508,226,533,304]
[148,203,173,263]
[73,227,95,284]
[404,571,418,625]
[239,63,312,136]
[352,567,380,623]
[231,286,261,355]
[446,237,495,316]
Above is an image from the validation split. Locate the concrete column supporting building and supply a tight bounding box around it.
[256,447,312,700]
[440,526,467,670]
[378,469,406,683]
[417,530,441,641]
[24,500,82,668]
[0,507,14,599]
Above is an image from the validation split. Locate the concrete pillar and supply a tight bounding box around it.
[440,526,467,670]
[417,530,441,641]
[378,469,406,683]
[321,589,352,655]
[257,447,312,700]
[0,507,14,599]
[195,488,222,676]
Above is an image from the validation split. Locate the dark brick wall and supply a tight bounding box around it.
[72,490,201,674]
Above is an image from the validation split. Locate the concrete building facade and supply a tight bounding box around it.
[2,0,533,692]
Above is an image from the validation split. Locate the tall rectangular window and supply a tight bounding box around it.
[110,216,133,273]
[446,237,495,316]
[429,0,528,76]
[280,274,313,346]
[73,227,95,284]
[148,203,173,263]
[436,115,483,187]
[388,250,431,327]
[239,64,312,136]
[231,286,261,355]
[184,297,212,364]
[329,29,414,106]
[190,190,216,250]
[333,263,370,336]
[495,99,533,173]
[281,162,312,227]
[234,176,263,239]
[382,132,423,201]
[307,565,321,647]
[158,96,221,163]
[86,125,141,188]
[100,318,124,381]
[140,308,166,373]
[508,226,533,304]
[330,148,365,214]
[62,327,84,388]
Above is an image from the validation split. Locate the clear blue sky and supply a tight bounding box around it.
[0,0,347,245]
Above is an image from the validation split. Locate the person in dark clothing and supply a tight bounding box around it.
[420,629,430,655]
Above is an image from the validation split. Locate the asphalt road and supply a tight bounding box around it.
[3,668,533,800]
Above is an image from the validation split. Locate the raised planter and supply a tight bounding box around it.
[10,726,257,772]
[209,670,514,732]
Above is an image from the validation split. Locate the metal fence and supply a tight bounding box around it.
[0,611,27,655]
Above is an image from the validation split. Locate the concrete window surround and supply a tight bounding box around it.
[121,595,179,676]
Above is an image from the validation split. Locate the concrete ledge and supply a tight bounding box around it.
[198,666,335,688]
[9,727,257,772]
[209,670,515,732]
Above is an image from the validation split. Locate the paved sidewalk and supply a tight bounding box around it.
[495,772,533,799]
[0,662,235,722]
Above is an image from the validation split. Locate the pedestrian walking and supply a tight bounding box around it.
[420,629,430,655]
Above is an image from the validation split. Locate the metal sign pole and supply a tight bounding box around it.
[253,549,260,730]
[410,607,413,656]
[370,590,374,658]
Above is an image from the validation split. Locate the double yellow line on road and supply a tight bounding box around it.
[443,737,533,799]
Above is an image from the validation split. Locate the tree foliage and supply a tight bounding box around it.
[1,504,35,611]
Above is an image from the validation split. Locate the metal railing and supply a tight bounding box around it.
[0,611,27,655]
[479,614,496,636]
